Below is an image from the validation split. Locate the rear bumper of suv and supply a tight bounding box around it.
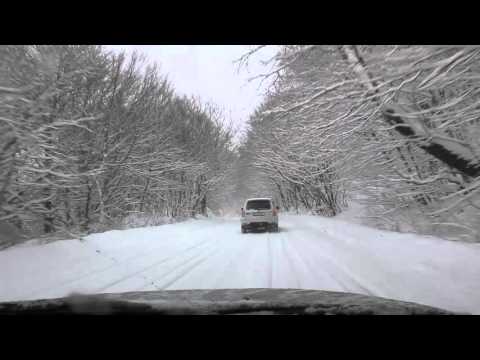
[243,222,271,230]
[241,215,276,224]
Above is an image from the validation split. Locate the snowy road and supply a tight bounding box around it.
[1,215,480,314]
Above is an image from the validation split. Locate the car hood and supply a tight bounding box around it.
[0,288,456,315]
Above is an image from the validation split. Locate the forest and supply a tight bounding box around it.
[0,45,236,243]
[235,45,480,241]
[2,45,480,244]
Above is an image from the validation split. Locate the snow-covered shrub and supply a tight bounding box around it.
[121,213,177,229]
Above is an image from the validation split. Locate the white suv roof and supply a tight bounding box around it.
[246,198,272,201]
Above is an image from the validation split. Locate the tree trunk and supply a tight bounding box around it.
[339,45,480,179]
[383,109,480,178]
[43,199,55,233]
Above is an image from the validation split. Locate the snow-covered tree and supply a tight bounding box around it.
[238,45,480,241]
[0,45,235,244]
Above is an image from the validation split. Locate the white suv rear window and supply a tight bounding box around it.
[246,200,271,210]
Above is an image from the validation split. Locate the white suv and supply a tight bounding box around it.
[241,198,279,233]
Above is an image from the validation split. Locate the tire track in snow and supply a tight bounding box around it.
[280,235,302,289]
[22,237,197,300]
[287,217,390,297]
[50,222,221,295]
[209,236,257,288]
[29,238,214,299]
[22,255,126,300]
[293,234,376,296]
[94,239,216,293]
[132,241,221,291]
[317,254,375,296]
[310,229,392,298]
[156,246,221,290]
[267,235,273,288]
[282,234,347,291]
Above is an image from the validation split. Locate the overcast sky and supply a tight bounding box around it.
[104,45,279,141]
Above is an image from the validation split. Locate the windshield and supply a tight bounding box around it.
[1,45,479,315]
[246,200,271,210]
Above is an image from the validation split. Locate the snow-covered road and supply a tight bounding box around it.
[1,215,480,314]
